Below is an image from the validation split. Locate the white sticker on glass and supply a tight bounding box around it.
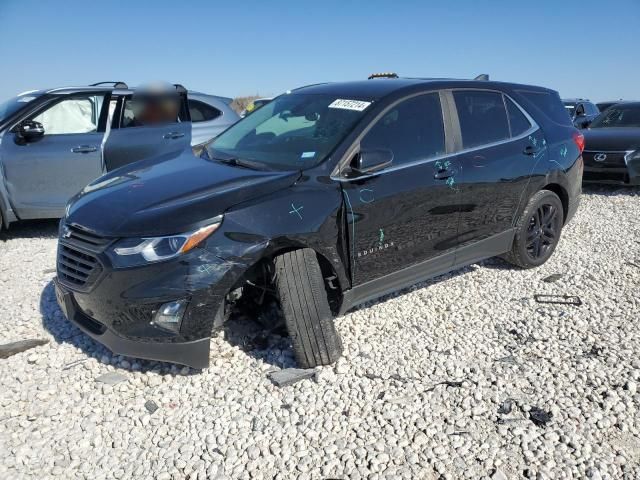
[300,151,316,159]
[328,99,371,112]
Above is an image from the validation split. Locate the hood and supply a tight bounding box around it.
[66,149,300,237]
[583,127,640,152]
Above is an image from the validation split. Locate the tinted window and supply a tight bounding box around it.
[189,99,221,123]
[505,97,531,137]
[590,104,640,128]
[0,94,41,123]
[360,93,445,166]
[453,91,509,149]
[31,94,105,135]
[587,103,599,115]
[121,94,181,128]
[517,90,573,126]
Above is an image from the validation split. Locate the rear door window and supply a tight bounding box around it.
[360,92,445,166]
[188,99,222,123]
[505,97,532,137]
[121,94,182,128]
[453,90,510,149]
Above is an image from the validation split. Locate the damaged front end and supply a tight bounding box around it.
[54,217,271,369]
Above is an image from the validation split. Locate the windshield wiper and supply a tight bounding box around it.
[211,156,269,171]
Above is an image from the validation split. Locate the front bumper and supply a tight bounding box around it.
[55,277,211,368]
[55,235,243,368]
[583,151,640,185]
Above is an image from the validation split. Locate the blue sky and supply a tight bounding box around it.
[0,0,638,102]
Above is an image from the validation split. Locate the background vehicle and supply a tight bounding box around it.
[563,98,600,128]
[582,102,640,185]
[55,76,583,370]
[0,82,194,230]
[188,92,239,146]
[241,97,273,117]
[596,100,627,112]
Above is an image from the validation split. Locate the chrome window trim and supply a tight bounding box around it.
[331,88,539,182]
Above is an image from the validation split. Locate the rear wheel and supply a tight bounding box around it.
[504,190,564,269]
[274,249,343,368]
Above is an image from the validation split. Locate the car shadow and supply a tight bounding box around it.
[40,279,296,374]
[0,219,59,241]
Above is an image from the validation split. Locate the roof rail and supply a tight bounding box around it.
[174,84,187,94]
[474,74,490,81]
[368,72,399,80]
[90,81,128,88]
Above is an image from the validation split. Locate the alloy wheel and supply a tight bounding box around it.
[526,203,560,260]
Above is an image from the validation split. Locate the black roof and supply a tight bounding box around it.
[294,78,554,100]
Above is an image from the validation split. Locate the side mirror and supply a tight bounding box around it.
[17,121,45,141]
[352,148,393,175]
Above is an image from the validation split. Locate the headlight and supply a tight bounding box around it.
[107,216,222,268]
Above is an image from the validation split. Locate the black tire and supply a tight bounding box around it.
[503,190,564,269]
[274,249,343,368]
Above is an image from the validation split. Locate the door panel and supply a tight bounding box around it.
[339,92,460,286]
[451,90,545,249]
[103,94,191,171]
[0,93,106,219]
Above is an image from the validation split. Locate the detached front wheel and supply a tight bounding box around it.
[274,249,343,368]
[504,190,564,269]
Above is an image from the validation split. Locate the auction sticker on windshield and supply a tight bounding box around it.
[329,99,372,111]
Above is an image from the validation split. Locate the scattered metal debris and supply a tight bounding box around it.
[95,371,128,385]
[0,338,49,359]
[145,400,159,414]
[542,273,564,283]
[268,368,316,387]
[529,406,553,427]
[62,358,89,370]
[534,294,582,306]
[584,344,604,358]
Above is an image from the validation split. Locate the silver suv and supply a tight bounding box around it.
[0,82,237,230]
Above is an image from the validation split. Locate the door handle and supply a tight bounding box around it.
[434,169,454,180]
[71,145,97,153]
[523,145,540,156]
[163,132,185,139]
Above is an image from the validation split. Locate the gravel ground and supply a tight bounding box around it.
[1,186,639,479]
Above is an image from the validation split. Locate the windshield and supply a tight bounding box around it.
[208,93,371,170]
[0,94,40,122]
[590,104,640,128]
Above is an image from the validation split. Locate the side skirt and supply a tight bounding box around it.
[339,228,515,315]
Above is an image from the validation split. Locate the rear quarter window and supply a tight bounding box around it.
[188,99,222,123]
[516,90,573,127]
[453,90,510,149]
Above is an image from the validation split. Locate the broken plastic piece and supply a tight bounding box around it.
[145,400,159,414]
[0,338,49,359]
[542,273,564,283]
[497,399,515,415]
[534,294,582,306]
[529,406,553,427]
[268,368,316,387]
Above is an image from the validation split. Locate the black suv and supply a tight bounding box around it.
[563,98,600,128]
[54,76,583,369]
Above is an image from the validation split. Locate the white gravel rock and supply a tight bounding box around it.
[1,187,640,479]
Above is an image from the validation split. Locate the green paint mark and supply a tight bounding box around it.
[378,228,385,246]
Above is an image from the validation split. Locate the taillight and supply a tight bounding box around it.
[573,131,585,154]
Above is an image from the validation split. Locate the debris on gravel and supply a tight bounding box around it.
[95,371,128,385]
[267,367,316,387]
[0,338,49,359]
[144,400,159,414]
[1,188,640,479]
[542,273,564,283]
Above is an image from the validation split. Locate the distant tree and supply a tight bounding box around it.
[231,95,261,114]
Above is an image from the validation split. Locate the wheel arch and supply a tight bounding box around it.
[229,242,345,317]
[541,183,569,224]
